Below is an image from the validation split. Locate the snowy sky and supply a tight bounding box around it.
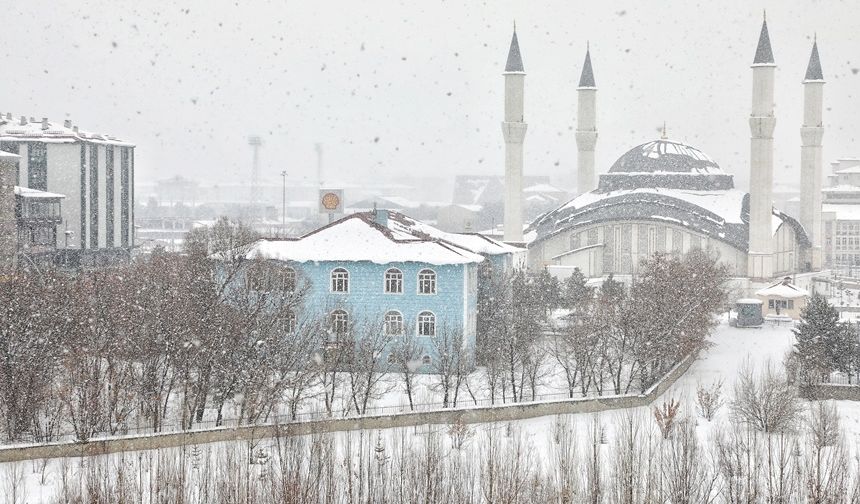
[1,0,857,195]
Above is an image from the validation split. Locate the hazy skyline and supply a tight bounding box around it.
[1,0,857,196]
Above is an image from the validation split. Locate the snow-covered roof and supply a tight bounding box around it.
[608,139,722,175]
[14,186,65,199]
[0,113,134,147]
[240,212,491,265]
[382,210,524,256]
[530,186,808,251]
[556,188,747,224]
[524,183,566,193]
[823,204,860,221]
[756,279,809,299]
[736,298,763,304]
[823,185,860,192]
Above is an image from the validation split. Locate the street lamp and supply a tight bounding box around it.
[280,170,287,237]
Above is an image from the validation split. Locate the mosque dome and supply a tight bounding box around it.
[598,139,734,192]
[609,139,723,175]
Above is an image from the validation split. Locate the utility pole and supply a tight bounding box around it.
[248,135,262,223]
[281,170,287,237]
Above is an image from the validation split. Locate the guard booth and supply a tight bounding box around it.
[735,298,764,327]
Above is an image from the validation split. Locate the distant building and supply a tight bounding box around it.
[0,152,17,276]
[231,210,524,371]
[822,158,860,275]
[523,19,821,284]
[0,113,135,267]
[756,277,809,319]
[15,185,64,264]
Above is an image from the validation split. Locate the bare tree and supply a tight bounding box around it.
[730,361,802,433]
[431,326,471,408]
[695,380,724,422]
[388,323,423,411]
[803,401,849,502]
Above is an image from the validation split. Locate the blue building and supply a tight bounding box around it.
[236,209,523,370]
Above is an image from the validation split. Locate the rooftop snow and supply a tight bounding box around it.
[0,114,134,147]
[383,210,524,256]
[756,281,808,299]
[823,204,860,221]
[14,186,66,199]
[241,212,492,265]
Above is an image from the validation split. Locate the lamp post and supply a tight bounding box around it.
[280,170,287,237]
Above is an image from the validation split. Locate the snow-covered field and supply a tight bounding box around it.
[8,319,860,503]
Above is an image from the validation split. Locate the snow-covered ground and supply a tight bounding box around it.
[9,319,860,503]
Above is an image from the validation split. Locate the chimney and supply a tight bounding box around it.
[63,119,72,128]
[19,116,26,126]
[374,207,389,227]
[41,118,48,130]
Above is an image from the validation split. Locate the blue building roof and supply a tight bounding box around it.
[242,211,512,265]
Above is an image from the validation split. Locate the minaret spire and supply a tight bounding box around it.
[753,15,774,64]
[800,38,825,270]
[502,28,527,242]
[504,28,524,73]
[747,15,777,279]
[575,44,598,195]
[804,38,824,81]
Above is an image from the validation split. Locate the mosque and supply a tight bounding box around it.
[500,17,826,283]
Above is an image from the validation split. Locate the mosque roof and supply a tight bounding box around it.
[528,138,810,252]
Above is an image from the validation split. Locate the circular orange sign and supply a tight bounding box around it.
[322,192,340,210]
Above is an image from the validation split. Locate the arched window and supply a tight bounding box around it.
[331,309,349,335]
[417,269,436,295]
[417,311,436,337]
[285,312,297,334]
[384,268,403,294]
[283,267,296,292]
[384,310,404,336]
[421,355,432,365]
[331,268,349,293]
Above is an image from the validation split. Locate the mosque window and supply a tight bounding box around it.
[570,233,581,250]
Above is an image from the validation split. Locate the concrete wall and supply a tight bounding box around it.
[0,352,696,463]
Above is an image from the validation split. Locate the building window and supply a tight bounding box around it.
[421,355,432,366]
[0,142,19,185]
[331,268,349,293]
[570,233,581,250]
[89,144,99,249]
[247,262,296,293]
[28,143,47,191]
[384,268,403,294]
[418,269,436,294]
[384,310,404,336]
[105,146,114,247]
[331,309,349,335]
[120,147,130,247]
[417,311,436,337]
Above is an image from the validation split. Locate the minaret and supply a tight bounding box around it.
[747,15,777,279]
[576,44,597,196]
[800,37,824,270]
[502,26,527,242]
